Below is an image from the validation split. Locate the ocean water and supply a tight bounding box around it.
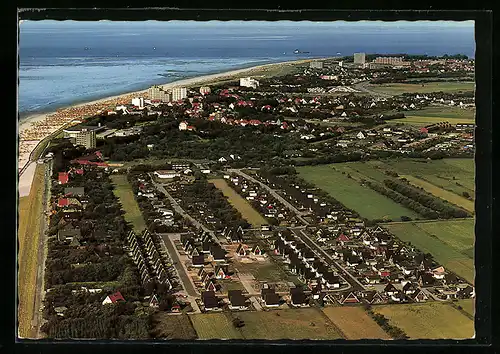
[18,20,475,119]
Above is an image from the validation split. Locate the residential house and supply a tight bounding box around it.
[290,287,309,307]
[102,291,125,305]
[410,289,429,302]
[202,291,219,311]
[339,292,360,305]
[214,265,229,280]
[236,243,248,256]
[192,254,205,267]
[228,290,249,310]
[384,283,398,296]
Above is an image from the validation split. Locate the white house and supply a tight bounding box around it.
[240,77,260,89]
[131,97,144,109]
[357,131,366,139]
[154,170,181,179]
[179,121,189,131]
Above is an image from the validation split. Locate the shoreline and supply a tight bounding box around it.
[18,57,334,176]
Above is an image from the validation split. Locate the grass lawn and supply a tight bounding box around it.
[190,313,243,339]
[297,164,421,221]
[322,306,390,340]
[373,302,474,339]
[402,175,474,213]
[209,179,267,227]
[110,174,147,234]
[150,313,198,340]
[385,220,474,283]
[17,164,46,338]
[238,308,344,340]
[366,81,475,95]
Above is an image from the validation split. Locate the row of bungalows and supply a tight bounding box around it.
[272,230,343,290]
[180,231,228,267]
[224,174,294,223]
[126,229,173,289]
[235,243,263,257]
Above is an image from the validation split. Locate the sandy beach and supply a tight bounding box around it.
[17,57,331,177]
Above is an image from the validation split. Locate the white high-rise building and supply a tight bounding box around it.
[131,97,144,108]
[199,86,211,95]
[310,61,323,69]
[240,77,260,89]
[172,87,187,101]
[148,85,170,102]
[354,53,366,65]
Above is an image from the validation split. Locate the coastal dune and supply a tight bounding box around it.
[17,57,329,179]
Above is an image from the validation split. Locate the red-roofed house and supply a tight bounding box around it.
[74,169,84,175]
[336,234,350,242]
[95,151,103,160]
[187,126,196,131]
[420,127,429,134]
[102,291,126,305]
[249,119,262,126]
[58,172,69,185]
[58,198,69,207]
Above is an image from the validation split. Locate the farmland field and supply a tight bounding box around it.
[402,175,474,213]
[376,158,475,198]
[373,302,474,339]
[366,81,475,95]
[405,106,475,119]
[18,164,46,338]
[237,308,344,339]
[385,219,474,283]
[110,174,147,233]
[456,299,475,318]
[322,306,390,340]
[151,313,198,339]
[190,313,243,339]
[297,165,421,220]
[392,116,474,126]
[209,179,267,227]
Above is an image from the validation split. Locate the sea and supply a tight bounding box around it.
[18,20,475,120]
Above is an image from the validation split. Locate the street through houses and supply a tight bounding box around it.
[290,228,366,292]
[158,233,199,298]
[148,173,223,243]
[228,169,310,225]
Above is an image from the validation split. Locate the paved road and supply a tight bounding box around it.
[292,228,366,292]
[228,169,310,225]
[353,81,393,98]
[159,233,199,297]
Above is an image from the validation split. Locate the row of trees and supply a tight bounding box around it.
[364,305,409,339]
[363,180,440,219]
[384,179,470,218]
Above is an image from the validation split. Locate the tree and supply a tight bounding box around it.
[462,191,471,199]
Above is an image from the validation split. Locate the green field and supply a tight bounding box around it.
[189,313,243,339]
[385,219,474,283]
[150,313,198,340]
[373,302,474,339]
[456,299,475,318]
[322,307,390,340]
[297,165,421,221]
[237,308,344,340]
[110,174,147,233]
[209,179,267,227]
[367,81,475,95]
[405,106,475,119]
[403,175,474,213]
[392,116,474,126]
[388,105,475,126]
[376,158,475,198]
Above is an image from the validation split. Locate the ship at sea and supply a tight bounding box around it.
[294,49,310,54]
